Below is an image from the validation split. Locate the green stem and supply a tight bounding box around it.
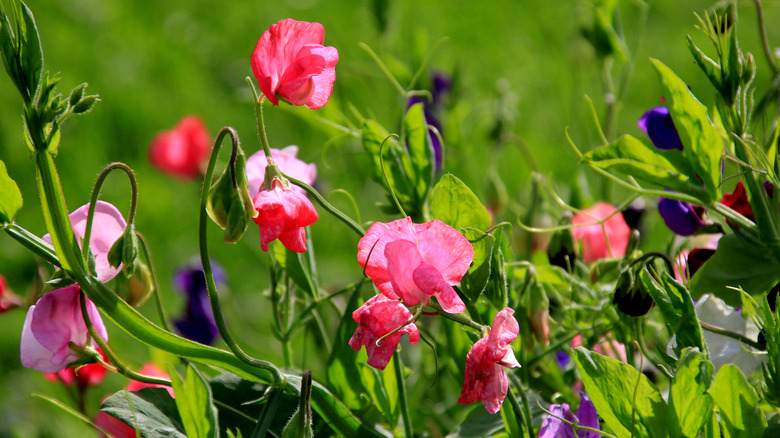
[509,374,534,438]
[753,0,778,75]
[284,173,366,237]
[393,353,413,438]
[424,301,485,332]
[3,222,60,267]
[246,77,273,160]
[505,386,527,438]
[137,232,170,331]
[700,321,765,351]
[200,126,283,383]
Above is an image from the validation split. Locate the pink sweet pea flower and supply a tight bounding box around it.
[349,294,420,370]
[20,284,108,373]
[43,201,127,283]
[95,410,136,438]
[571,202,631,263]
[253,178,318,252]
[357,217,474,313]
[246,146,317,197]
[251,18,339,109]
[458,308,521,414]
[148,115,210,180]
[43,348,108,388]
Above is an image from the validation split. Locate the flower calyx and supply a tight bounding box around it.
[206,144,256,244]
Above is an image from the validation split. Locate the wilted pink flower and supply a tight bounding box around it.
[357,217,473,313]
[43,348,108,388]
[458,308,520,414]
[251,18,339,109]
[349,294,420,370]
[43,201,127,283]
[571,202,631,263]
[253,178,318,252]
[20,284,108,373]
[148,116,210,180]
[246,146,317,197]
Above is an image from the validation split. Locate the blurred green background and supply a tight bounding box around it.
[0,0,778,435]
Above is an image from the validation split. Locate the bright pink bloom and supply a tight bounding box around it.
[251,18,339,109]
[43,201,127,283]
[246,146,317,197]
[148,116,210,179]
[357,217,473,313]
[95,410,136,438]
[127,363,174,397]
[571,202,631,263]
[458,308,521,414]
[20,284,108,373]
[349,294,420,370]
[43,348,108,388]
[253,178,318,252]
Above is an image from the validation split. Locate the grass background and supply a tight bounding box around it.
[0,0,778,435]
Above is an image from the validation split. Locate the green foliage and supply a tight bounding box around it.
[403,102,434,202]
[168,364,219,438]
[710,365,767,438]
[0,160,22,224]
[668,348,714,438]
[461,228,495,302]
[101,388,187,438]
[430,174,492,231]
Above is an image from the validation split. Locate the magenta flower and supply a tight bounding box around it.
[253,178,318,252]
[539,392,600,438]
[246,146,317,198]
[20,284,108,373]
[148,115,211,180]
[571,202,631,263]
[357,217,473,313]
[458,308,521,414]
[251,18,339,110]
[43,201,127,283]
[349,294,420,370]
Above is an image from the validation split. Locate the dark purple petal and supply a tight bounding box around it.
[638,106,684,150]
[658,197,706,236]
[575,392,600,438]
[556,350,571,369]
[432,71,452,104]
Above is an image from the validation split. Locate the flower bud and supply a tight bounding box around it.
[206,146,255,244]
[72,95,99,114]
[69,83,87,107]
[547,213,576,270]
[527,283,550,346]
[108,225,139,269]
[126,263,154,307]
[613,268,655,317]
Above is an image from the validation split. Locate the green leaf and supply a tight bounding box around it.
[168,364,219,438]
[0,160,23,223]
[581,135,707,200]
[483,225,512,310]
[687,36,722,93]
[461,228,495,302]
[273,243,316,297]
[668,348,715,438]
[404,103,434,201]
[19,1,42,96]
[101,388,187,438]
[359,360,399,427]
[690,233,780,307]
[325,283,368,409]
[361,120,414,209]
[640,271,707,356]
[430,174,491,231]
[574,347,668,438]
[448,405,505,437]
[651,59,723,202]
[709,365,767,438]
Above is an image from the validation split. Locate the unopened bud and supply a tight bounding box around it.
[547,213,577,270]
[206,146,254,243]
[126,263,154,307]
[108,226,139,269]
[72,95,99,114]
[69,83,87,107]
[613,268,654,317]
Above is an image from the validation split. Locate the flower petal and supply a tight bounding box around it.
[385,239,425,306]
[412,262,465,313]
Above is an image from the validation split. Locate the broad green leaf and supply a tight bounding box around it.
[101,388,187,438]
[19,1,42,95]
[709,365,767,438]
[574,347,667,438]
[448,405,505,437]
[325,283,368,409]
[690,233,780,307]
[640,271,707,356]
[282,371,313,438]
[582,135,707,200]
[0,160,23,223]
[652,59,723,201]
[361,120,414,209]
[668,348,715,438]
[360,362,399,428]
[168,364,219,438]
[430,174,491,231]
[404,103,434,201]
[461,228,495,302]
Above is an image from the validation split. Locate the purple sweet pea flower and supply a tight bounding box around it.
[658,197,707,236]
[172,260,225,345]
[539,392,600,438]
[20,284,108,373]
[638,106,684,150]
[405,71,452,172]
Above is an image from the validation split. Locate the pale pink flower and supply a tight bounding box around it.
[20,284,108,373]
[458,308,521,414]
[246,146,317,197]
[43,201,127,283]
[148,116,210,179]
[251,18,339,110]
[253,178,318,252]
[357,218,473,313]
[571,202,631,263]
[349,294,420,370]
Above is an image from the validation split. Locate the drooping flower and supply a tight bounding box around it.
[253,178,318,252]
[0,274,22,313]
[43,201,127,283]
[571,202,631,263]
[458,308,521,414]
[148,115,210,180]
[251,18,339,110]
[357,217,474,313]
[172,260,225,346]
[539,392,601,438]
[349,294,420,370]
[638,106,684,150]
[246,146,317,197]
[20,284,108,373]
[43,348,108,388]
[657,197,707,236]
